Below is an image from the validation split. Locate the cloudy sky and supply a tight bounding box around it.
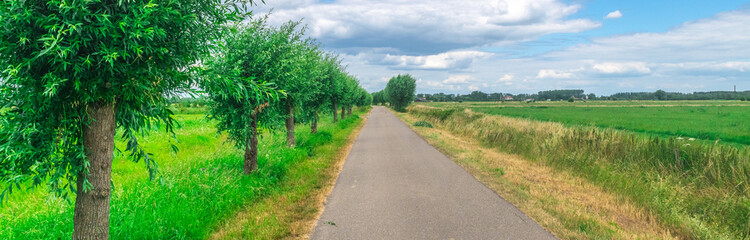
[257,0,750,95]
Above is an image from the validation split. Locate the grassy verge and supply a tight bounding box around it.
[0,107,369,239]
[403,105,749,239]
[394,110,672,239]
[210,108,369,239]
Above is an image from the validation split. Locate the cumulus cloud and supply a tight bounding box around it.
[549,10,750,62]
[498,74,514,81]
[263,0,600,54]
[536,69,573,79]
[604,10,623,19]
[443,75,473,84]
[268,2,750,95]
[591,62,651,76]
[379,51,492,70]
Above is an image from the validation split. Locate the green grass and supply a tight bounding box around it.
[408,104,750,239]
[423,101,750,146]
[0,107,368,239]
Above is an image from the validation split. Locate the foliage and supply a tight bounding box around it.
[0,0,251,200]
[413,121,433,128]
[384,74,417,112]
[539,90,585,101]
[372,91,386,105]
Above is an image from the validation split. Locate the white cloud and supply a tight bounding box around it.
[592,62,651,75]
[263,0,600,54]
[285,3,750,95]
[498,74,514,81]
[604,10,623,19]
[549,10,750,62]
[443,75,473,84]
[536,69,573,79]
[380,51,492,70]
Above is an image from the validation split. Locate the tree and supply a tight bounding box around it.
[328,65,346,123]
[249,19,323,147]
[655,90,667,100]
[385,74,417,112]
[372,91,385,105]
[202,19,285,175]
[0,0,253,238]
[298,48,328,135]
[340,75,359,118]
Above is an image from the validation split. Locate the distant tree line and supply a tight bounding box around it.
[414,89,750,102]
[606,90,750,101]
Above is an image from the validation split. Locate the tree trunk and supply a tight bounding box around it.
[347,106,352,117]
[243,114,259,174]
[285,100,295,147]
[73,102,116,240]
[332,101,338,123]
[311,111,318,134]
[341,106,345,120]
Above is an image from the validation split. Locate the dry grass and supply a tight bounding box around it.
[405,105,750,239]
[209,110,369,240]
[395,110,676,239]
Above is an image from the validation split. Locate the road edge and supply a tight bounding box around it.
[298,108,371,239]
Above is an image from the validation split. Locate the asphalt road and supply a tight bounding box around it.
[311,106,555,240]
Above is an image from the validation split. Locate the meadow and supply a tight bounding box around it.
[405,103,750,239]
[0,107,368,239]
[425,100,750,146]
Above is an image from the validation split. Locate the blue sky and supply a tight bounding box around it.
[260,0,750,95]
[494,0,750,58]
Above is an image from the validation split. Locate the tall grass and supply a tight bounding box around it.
[0,108,367,239]
[409,105,750,239]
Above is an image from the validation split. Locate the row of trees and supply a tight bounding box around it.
[0,1,368,239]
[416,89,750,102]
[609,90,750,101]
[202,17,371,173]
[416,90,592,102]
[371,74,417,112]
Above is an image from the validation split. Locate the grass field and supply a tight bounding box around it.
[0,107,368,239]
[423,100,750,146]
[405,104,750,239]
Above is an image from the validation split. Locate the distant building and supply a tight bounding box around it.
[504,95,514,101]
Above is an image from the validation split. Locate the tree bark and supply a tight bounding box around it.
[332,101,338,123]
[73,101,116,240]
[311,110,318,134]
[341,106,345,120]
[285,100,295,147]
[347,106,352,117]
[243,113,259,174]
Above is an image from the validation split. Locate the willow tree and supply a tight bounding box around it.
[0,0,253,238]
[385,74,417,112]
[202,17,291,174]
[325,56,346,123]
[267,21,316,147]
[340,75,359,117]
[298,48,327,134]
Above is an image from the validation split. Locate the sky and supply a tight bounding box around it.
[256,0,750,95]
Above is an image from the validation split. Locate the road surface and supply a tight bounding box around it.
[311,106,555,240]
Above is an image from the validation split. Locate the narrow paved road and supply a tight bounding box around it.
[311,106,555,239]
